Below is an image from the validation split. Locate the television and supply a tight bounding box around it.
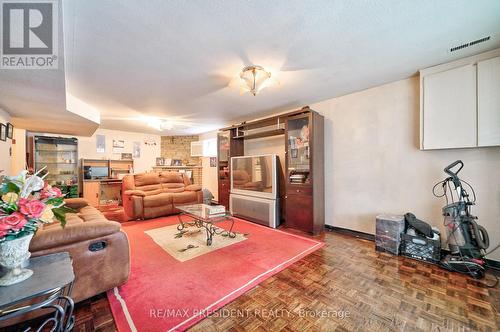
[230,154,278,200]
[83,166,109,179]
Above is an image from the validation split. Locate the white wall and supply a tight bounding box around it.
[77,128,161,173]
[309,77,500,261]
[0,109,12,174]
[199,131,218,199]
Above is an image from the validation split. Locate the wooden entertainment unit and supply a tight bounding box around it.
[81,159,134,208]
[217,106,324,235]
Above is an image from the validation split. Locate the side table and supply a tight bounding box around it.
[0,252,75,332]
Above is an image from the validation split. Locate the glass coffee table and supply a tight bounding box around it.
[175,204,236,246]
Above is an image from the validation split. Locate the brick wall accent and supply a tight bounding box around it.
[161,135,200,165]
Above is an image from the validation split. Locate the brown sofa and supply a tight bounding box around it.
[122,171,203,220]
[29,198,130,303]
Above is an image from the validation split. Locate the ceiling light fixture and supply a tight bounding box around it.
[239,65,272,96]
[140,117,174,131]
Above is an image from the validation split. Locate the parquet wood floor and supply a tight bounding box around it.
[13,230,500,331]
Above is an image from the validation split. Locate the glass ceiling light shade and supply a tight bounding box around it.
[240,65,272,96]
[141,117,174,131]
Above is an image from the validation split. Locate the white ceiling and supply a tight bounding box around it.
[3,0,500,136]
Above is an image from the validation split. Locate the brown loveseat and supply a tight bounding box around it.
[29,198,130,303]
[122,171,203,220]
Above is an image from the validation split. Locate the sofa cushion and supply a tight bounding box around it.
[143,192,173,208]
[162,187,185,193]
[30,220,121,252]
[185,184,202,192]
[63,198,90,210]
[172,191,197,204]
[42,213,83,230]
[134,184,163,196]
[134,172,160,187]
[158,172,185,183]
[162,182,185,189]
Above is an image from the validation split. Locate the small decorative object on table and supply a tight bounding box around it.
[156,157,164,166]
[0,168,72,286]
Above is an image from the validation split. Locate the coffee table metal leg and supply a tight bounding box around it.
[205,222,213,246]
[177,213,186,231]
[227,217,236,238]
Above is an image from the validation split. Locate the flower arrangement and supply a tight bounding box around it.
[0,168,73,242]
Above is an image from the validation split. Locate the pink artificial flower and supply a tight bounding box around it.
[50,186,63,197]
[40,185,63,199]
[0,222,11,238]
[18,198,46,219]
[0,212,27,230]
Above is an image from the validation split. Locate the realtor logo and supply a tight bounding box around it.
[1,0,58,69]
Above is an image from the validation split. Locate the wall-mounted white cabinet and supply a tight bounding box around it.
[422,64,477,149]
[420,49,500,150]
[478,56,500,147]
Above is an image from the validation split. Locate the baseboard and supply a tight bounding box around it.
[325,225,375,241]
[325,225,500,270]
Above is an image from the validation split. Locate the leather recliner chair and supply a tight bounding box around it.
[122,171,203,220]
[29,198,130,303]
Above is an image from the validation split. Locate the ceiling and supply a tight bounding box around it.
[3,0,500,136]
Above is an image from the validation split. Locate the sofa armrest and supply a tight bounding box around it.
[124,189,147,197]
[30,220,121,252]
[184,184,202,192]
[63,198,89,210]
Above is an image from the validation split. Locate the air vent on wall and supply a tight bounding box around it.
[450,36,491,52]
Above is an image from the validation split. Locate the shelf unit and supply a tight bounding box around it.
[285,111,324,234]
[217,106,325,234]
[217,130,243,208]
[81,159,134,208]
[33,136,79,198]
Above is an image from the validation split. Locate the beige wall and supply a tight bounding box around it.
[0,109,12,174]
[244,135,286,176]
[11,128,26,174]
[309,77,500,261]
[199,131,218,200]
[75,128,161,173]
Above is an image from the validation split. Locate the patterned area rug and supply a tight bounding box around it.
[107,215,323,332]
[145,224,247,262]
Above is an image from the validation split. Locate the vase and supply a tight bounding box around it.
[0,234,34,286]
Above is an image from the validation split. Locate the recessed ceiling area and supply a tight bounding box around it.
[3,1,500,136]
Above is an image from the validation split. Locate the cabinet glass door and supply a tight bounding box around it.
[218,131,230,180]
[34,136,79,197]
[286,115,311,185]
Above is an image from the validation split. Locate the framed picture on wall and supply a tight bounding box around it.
[133,141,141,158]
[156,157,164,166]
[6,123,13,139]
[171,159,182,166]
[96,134,105,153]
[0,124,6,141]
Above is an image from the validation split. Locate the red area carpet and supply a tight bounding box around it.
[107,215,323,331]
